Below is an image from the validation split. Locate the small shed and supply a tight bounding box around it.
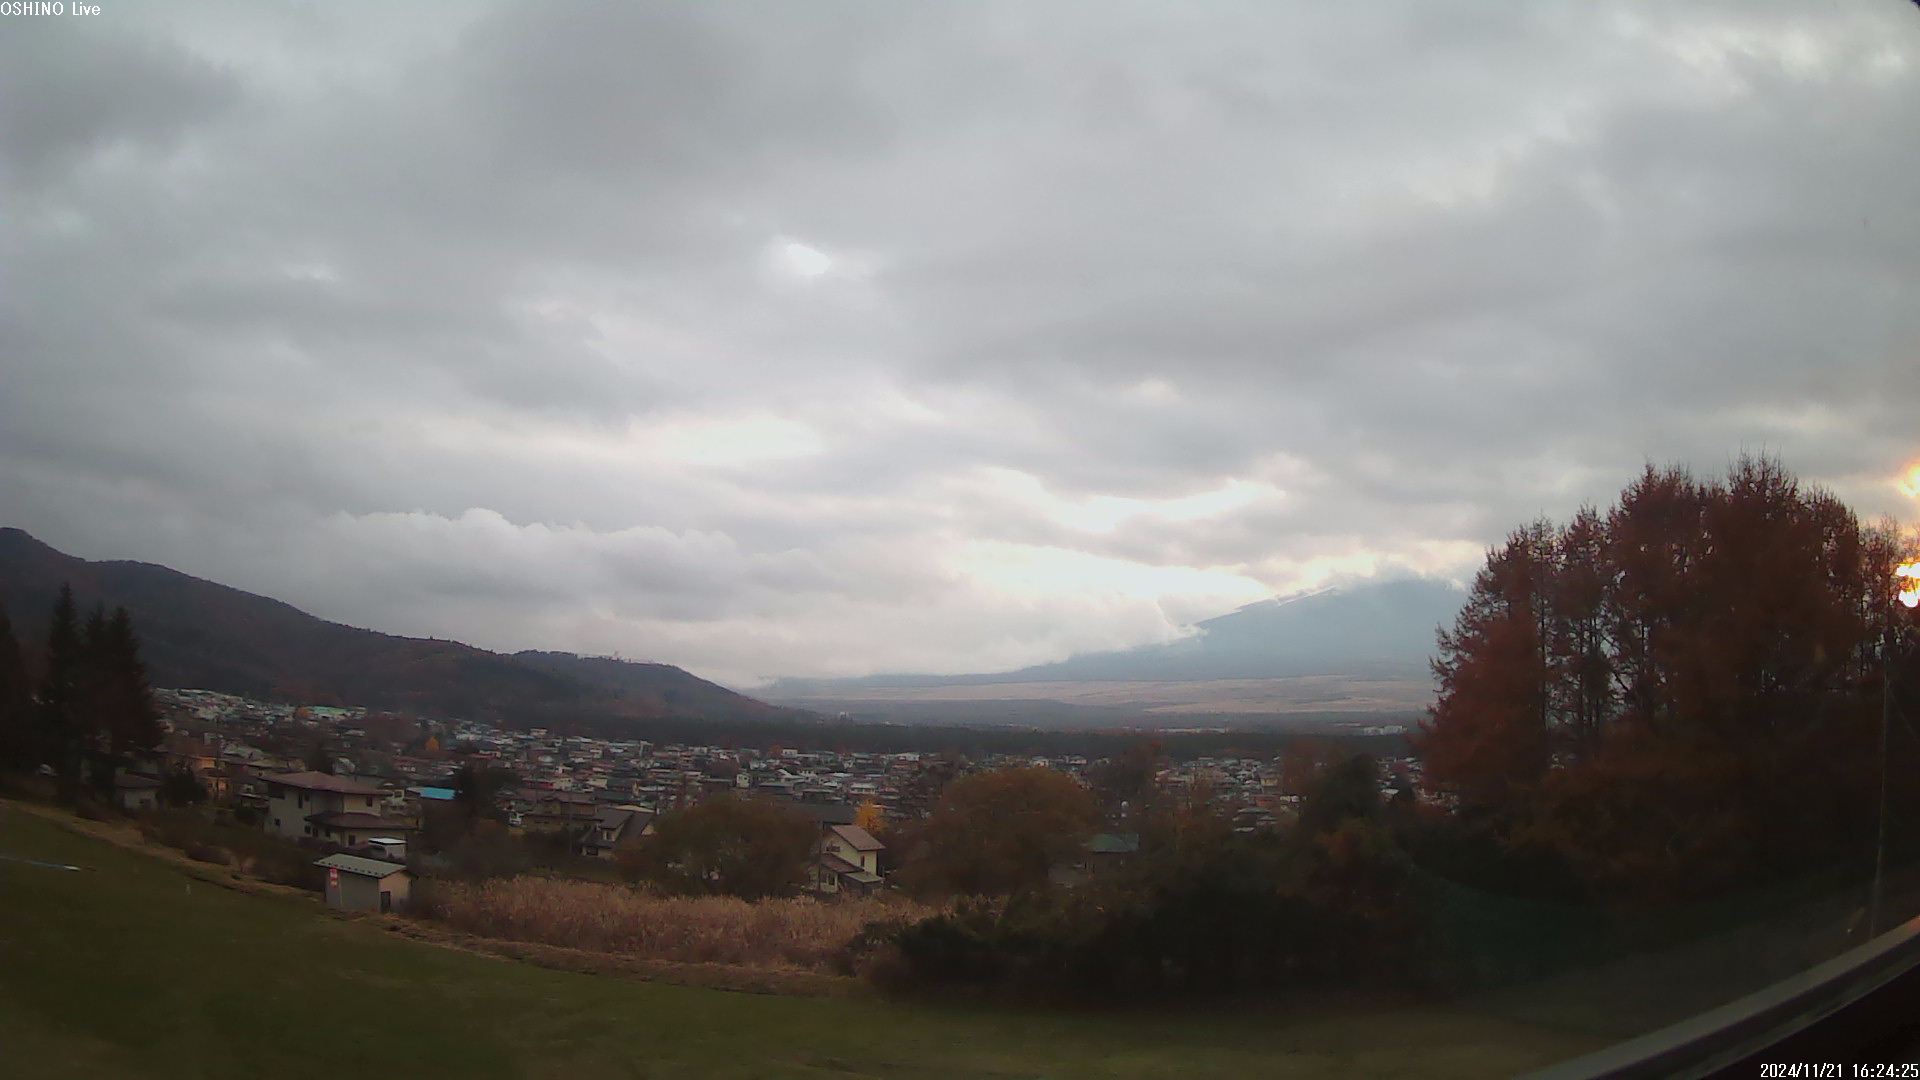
[113,773,162,812]
[314,853,410,913]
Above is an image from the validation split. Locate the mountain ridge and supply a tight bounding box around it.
[769,577,1463,696]
[0,527,795,731]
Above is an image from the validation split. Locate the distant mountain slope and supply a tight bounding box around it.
[512,651,784,720]
[764,578,1463,721]
[0,527,793,729]
[774,578,1465,695]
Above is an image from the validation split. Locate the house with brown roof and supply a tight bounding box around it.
[811,823,884,896]
[263,771,414,849]
[513,789,598,835]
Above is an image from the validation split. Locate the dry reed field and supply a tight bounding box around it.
[420,876,934,973]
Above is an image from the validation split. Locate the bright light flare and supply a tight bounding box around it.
[1899,463,1920,499]
[1895,461,1920,607]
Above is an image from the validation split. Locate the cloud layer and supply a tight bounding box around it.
[4,1,1918,685]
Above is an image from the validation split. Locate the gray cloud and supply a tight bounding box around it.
[3,0,1918,686]
[0,17,237,184]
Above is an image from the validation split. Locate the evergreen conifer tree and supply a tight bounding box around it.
[39,584,85,797]
[0,602,31,772]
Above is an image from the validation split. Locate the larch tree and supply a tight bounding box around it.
[1417,457,1918,899]
[1549,506,1614,761]
[1418,523,1556,820]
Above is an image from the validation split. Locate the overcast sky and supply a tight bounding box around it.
[3,1,1918,686]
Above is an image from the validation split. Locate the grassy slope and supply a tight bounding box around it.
[0,805,1597,1079]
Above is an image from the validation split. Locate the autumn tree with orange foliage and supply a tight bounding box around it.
[895,766,1098,898]
[1420,519,1555,821]
[1279,736,1348,798]
[623,795,815,900]
[1417,457,1920,900]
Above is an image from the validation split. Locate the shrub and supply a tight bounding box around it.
[186,843,231,866]
[160,767,209,807]
[623,796,815,899]
[0,772,58,803]
[888,901,1011,989]
[435,821,530,881]
[250,854,323,891]
[852,941,918,995]
[133,808,322,891]
[878,825,1431,1002]
[831,916,919,978]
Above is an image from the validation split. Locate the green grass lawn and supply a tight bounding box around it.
[0,803,1598,1079]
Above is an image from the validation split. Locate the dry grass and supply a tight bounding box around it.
[5,800,315,903]
[419,876,935,974]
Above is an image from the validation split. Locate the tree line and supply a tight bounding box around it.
[561,711,1407,764]
[864,753,1423,999]
[1418,457,1920,900]
[863,457,1920,1000]
[0,583,166,799]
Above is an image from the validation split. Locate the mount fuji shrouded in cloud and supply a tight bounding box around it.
[767,577,1465,720]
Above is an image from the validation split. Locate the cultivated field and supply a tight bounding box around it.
[0,802,1600,1079]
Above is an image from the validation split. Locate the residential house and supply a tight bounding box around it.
[811,823,884,896]
[1231,806,1277,834]
[514,789,597,836]
[164,734,221,776]
[578,804,655,861]
[1050,832,1140,888]
[790,801,858,828]
[1085,832,1141,862]
[263,771,414,849]
[112,772,162,812]
[403,784,456,822]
